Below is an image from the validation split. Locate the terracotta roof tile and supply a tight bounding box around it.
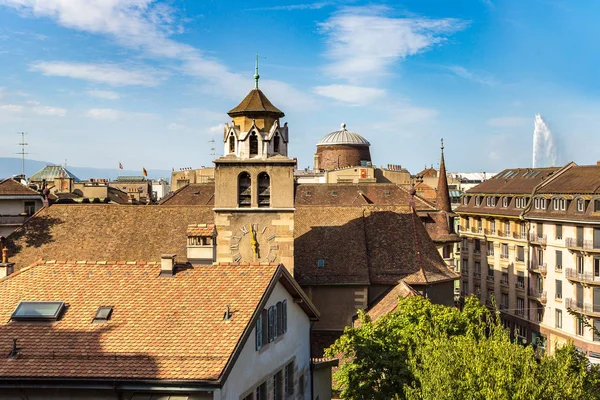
[187,223,215,237]
[0,262,279,380]
[364,281,417,322]
[6,205,213,271]
[0,178,42,197]
[158,183,215,206]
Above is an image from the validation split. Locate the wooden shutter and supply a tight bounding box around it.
[268,306,274,342]
[276,302,283,336]
[282,300,287,333]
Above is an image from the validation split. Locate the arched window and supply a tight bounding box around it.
[249,132,258,157]
[258,172,270,208]
[273,133,280,153]
[238,172,251,207]
[229,135,235,153]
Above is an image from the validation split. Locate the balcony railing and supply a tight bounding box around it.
[484,228,493,236]
[461,269,469,276]
[565,238,600,252]
[529,263,547,276]
[528,290,547,304]
[486,275,494,282]
[501,276,509,286]
[512,232,527,240]
[474,272,481,279]
[497,230,507,238]
[565,298,600,317]
[515,309,525,317]
[565,268,600,285]
[500,254,509,259]
[0,215,28,225]
[529,234,547,245]
[515,281,525,290]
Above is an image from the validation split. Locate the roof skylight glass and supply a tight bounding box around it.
[11,301,64,321]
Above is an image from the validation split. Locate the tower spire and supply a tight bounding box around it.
[436,137,452,213]
[254,54,260,89]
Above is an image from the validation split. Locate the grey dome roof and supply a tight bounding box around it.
[316,123,370,147]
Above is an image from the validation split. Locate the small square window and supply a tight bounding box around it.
[331,191,337,196]
[93,306,113,323]
[317,259,325,268]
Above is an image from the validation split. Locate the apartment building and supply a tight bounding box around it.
[523,163,600,360]
[455,167,560,352]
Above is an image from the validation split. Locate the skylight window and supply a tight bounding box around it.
[11,301,64,321]
[93,306,113,323]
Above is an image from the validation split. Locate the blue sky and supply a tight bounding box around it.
[0,0,599,175]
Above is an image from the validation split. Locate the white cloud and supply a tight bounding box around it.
[487,116,530,128]
[319,6,468,80]
[313,84,385,105]
[86,89,120,100]
[86,108,155,121]
[447,65,497,85]
[32,105,66,116]
[248,2,330,11]
[4,0,315,111]
[209,124,224,133]
[31,61,162,86]
[0,104,23,112]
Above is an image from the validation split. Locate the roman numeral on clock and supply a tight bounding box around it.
[232,253,242,262]
[267,234,276,242]
[230,244,239,250]
[240,225,249,235]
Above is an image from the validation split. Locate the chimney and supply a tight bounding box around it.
[0,238,14,279]
[160,254,176,277]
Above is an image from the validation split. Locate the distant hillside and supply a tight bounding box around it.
[0,157,172,181]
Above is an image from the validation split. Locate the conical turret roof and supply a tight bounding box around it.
[227,88,284,118]
[436,141,452,213]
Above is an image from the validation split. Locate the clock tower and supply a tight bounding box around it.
[213,62,295,273]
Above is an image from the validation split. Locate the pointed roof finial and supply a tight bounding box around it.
[254,54,260,89]
[441,138,444,153]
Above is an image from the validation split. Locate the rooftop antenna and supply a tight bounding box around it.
[16,132,28,178]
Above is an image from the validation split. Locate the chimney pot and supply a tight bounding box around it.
[160,254,176,276]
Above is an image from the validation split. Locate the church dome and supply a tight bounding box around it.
[316,123,370,147]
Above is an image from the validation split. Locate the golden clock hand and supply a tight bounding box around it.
[250,225,258,257]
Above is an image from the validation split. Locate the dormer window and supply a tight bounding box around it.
[553,198,566,211]
[229,135,235,153]
[534,197,546,210]
[273,133,280,153]
[486,196,496,207]
[475,196,481,206]
[502,197,509,207]
[463,196,468,205]
[249,133,258,157]
[577,198,585,212]
[595,199,600,212]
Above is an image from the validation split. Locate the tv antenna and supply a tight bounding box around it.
[16,132,29,178]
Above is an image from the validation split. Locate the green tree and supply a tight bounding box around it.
[327,296,600,400]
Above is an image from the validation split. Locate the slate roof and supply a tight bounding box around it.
[158,183,215,206]
[534,165,600,194]
[0,261,313,381]
[5,205,214,271]
[294,206,458,286]
[227,88,284,118]
[463,167,559,195]
[420,211,460,243]
[0,178,42,197]
[29,165,79,182]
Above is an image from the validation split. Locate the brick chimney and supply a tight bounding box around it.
[160,254,176,277]
[0,238,14,279]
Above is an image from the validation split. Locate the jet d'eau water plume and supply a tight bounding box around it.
[533,114,559,168]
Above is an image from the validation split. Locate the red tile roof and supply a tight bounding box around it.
[187,223,215,237]
[6,205,214,271]
[0,261,312,381]
[0,179,41,197]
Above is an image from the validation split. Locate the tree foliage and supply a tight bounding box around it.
[326,296,600,400]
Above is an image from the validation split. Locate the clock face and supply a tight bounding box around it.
[230,223,278,263]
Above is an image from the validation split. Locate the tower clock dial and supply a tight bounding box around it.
[230,223,278,263]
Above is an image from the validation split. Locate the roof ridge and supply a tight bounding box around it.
[42,260,159,265]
